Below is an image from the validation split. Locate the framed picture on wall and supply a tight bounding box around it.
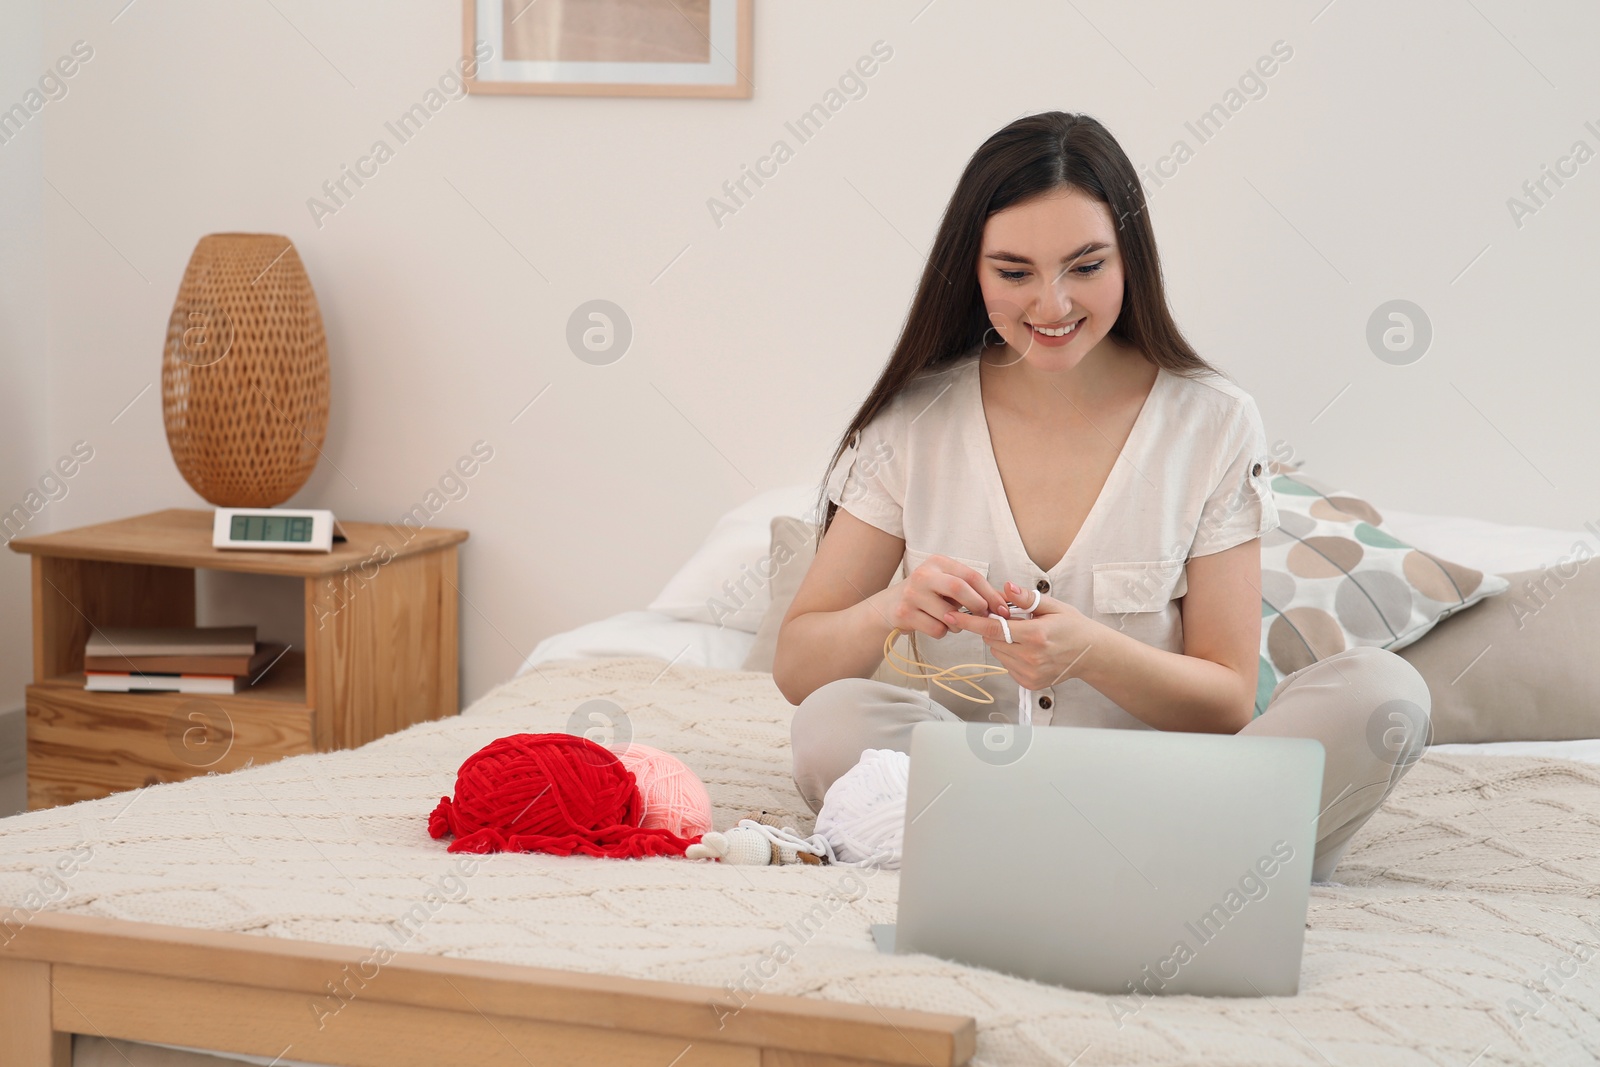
[463,0,753,98]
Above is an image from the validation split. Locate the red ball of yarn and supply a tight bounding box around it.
[428,733,703,859]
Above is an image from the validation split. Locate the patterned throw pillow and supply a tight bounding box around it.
[1253,461,1509,715]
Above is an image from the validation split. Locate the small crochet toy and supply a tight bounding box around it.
[686,810,828,865]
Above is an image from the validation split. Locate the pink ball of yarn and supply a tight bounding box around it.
[613,744,713,838]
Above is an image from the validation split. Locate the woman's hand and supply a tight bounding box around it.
[941,580,1094,690]
[887,554,1011,640]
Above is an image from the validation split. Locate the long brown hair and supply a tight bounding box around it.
[814,111,1229,537]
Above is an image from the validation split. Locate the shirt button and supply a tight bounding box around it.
[1035,578,1050,594]
[1251,462,1263,477]
[1038,695,1053,710]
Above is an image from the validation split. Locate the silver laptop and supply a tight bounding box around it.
[872,722,1324,997]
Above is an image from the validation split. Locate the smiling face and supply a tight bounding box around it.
[976,186,1126,370]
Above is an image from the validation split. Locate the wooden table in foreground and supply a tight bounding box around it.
[7,508,468,810]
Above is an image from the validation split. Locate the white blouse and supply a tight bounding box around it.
[825,351,1279,729]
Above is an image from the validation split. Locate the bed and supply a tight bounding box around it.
[3,494,1599,1067]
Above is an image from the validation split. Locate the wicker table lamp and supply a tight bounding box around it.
[162,233,330,507]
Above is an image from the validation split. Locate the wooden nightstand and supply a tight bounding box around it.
[7,509,468,809]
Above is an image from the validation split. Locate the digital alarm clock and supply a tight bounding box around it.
[212,508,338,552]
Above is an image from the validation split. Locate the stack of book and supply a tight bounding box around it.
[83,626,287,694]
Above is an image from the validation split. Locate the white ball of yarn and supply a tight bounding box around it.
[815,748,910,868]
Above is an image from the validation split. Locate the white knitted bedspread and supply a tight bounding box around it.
[4,657,1599,1067]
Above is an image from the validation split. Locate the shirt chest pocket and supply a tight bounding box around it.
[903,548,993,583]
[1091,559,1188,615]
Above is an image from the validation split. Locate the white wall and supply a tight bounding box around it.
[10,0,1598,711]
[1,0,48,812]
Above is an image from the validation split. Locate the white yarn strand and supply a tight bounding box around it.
[984,587,1041,726]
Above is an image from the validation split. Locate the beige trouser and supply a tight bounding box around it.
[790,645,1432,882]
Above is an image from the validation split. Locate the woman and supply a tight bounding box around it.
[775,111,1432,882]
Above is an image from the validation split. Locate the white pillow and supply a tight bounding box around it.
[514,610,757,678]
[1373,506,1594,575]
[647,484,822,632]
